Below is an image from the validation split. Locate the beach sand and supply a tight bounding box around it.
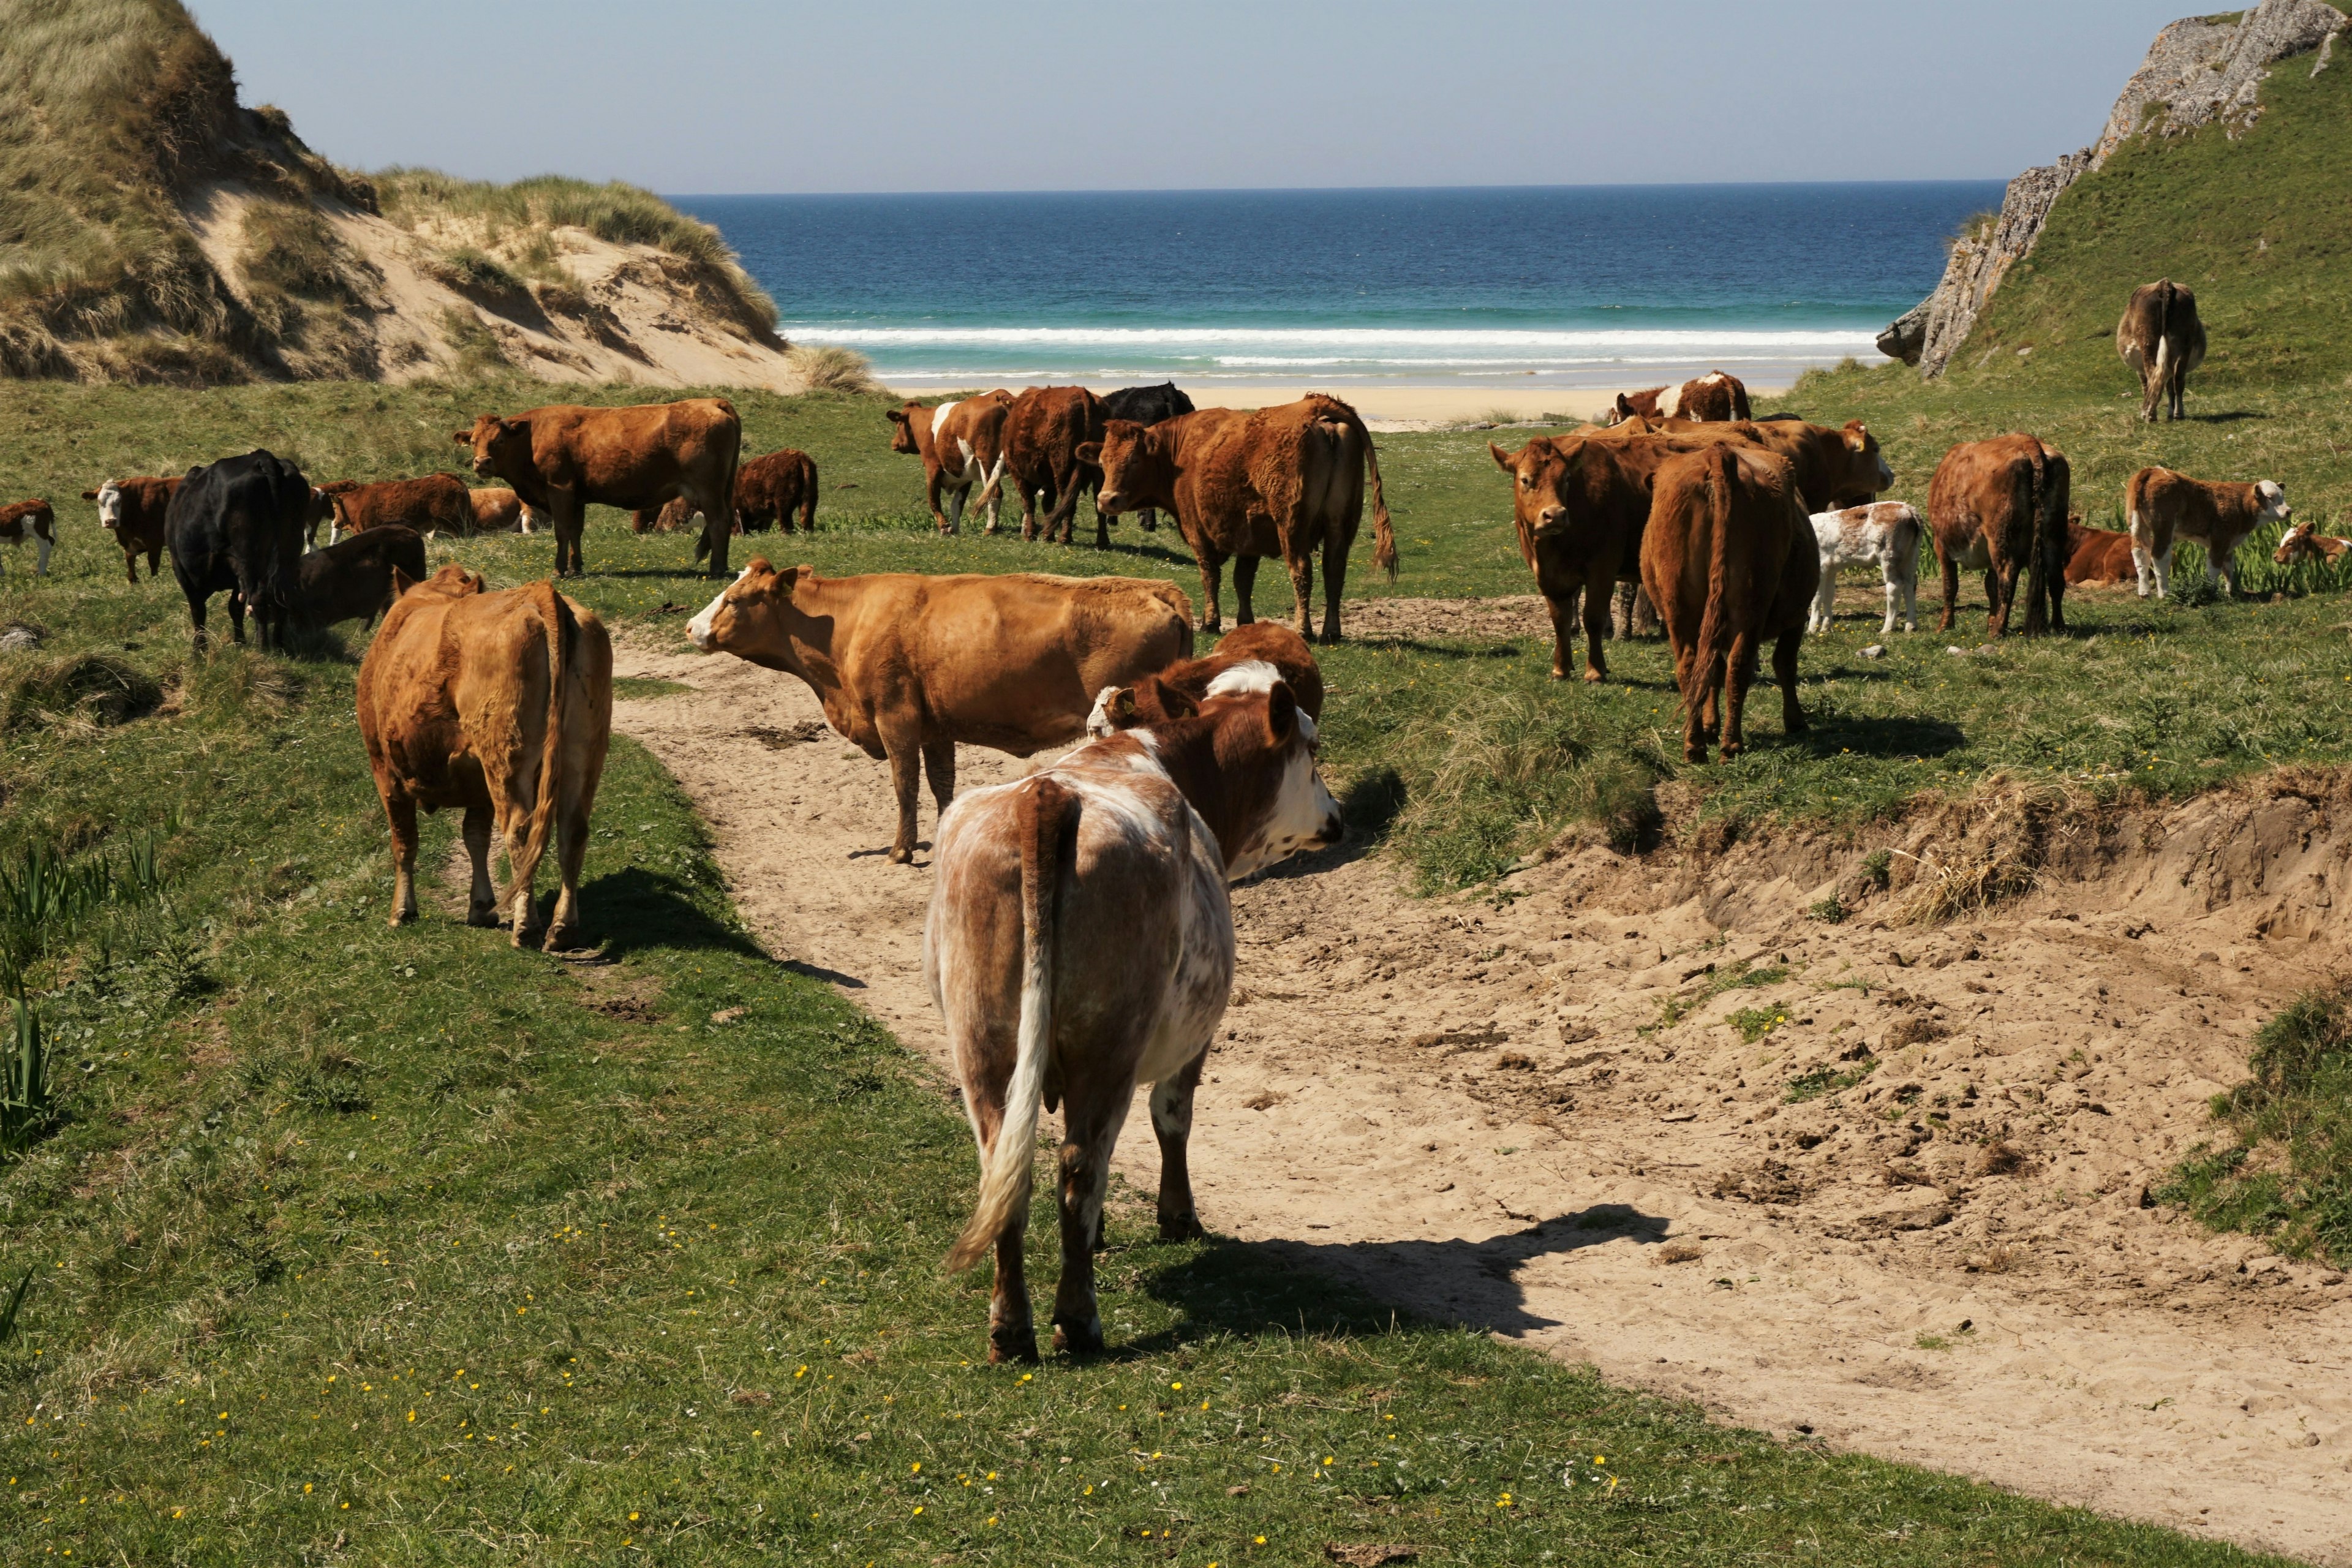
[880,377,1794,428]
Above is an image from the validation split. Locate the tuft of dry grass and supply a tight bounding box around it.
[1895,848,2038,925]
[788,344,882,395]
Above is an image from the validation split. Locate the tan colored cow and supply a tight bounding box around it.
[687,562,1194,863]
[2124,467,2290,599]
[1926,434,2071,636]
[469,488,543,535]
[358,566,614,950]
[888,394,1012,535]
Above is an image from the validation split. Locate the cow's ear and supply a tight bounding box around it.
[1489,442,1518,473]
[451,430,472,445]
[1264,682,1298,747]
[391,567,419,598]
[884,409,907,426]
[81,489,98,500]
[1075,441,1102,466]
[1102,686,1140,726]
[1141,674,1196,722]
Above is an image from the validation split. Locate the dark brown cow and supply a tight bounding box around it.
[319,475,474,543]
[2064,521,2139,586]
[688,562,1194,863]
[736,448,819,533]
[1926,434,2071,636]
[0,500,55,578]
[887,393,1012,534]
[454,398,742,577]
[1607,371,1752,425]
[83,477,179,583]
[1089,620,1326,731]
[1638,444,1817,763]
[1082,394,1399,644]
[2117,279,2206,423]
[2124,467,2290,598]
[631,497,701,534]
[1003,386,1107,546]
[296,524,428,629]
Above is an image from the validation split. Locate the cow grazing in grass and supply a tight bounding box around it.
[0,500,54,577]
[888,394,1011,535]
[2124,467,2289,599]
[688,562,1194,864]
[318,474,473,545]
[1087,620,1325,733]
[83,477,179,584]
[2065,520,2139,586]
[1095,383,1196,533]
[1807,501,1922,634]
[1639,443,1817,763]
[736,448,820,534]
[929,672,1341,1360]
[469,488,545,535]
[456,398,742,577]
[1607,371,1752,426]
[1926,434,2071,637]
[2274,519,2351,567]
[1083,394,1398,643]
[1004,386,1109,546]
[2117,279,2206,423]
[295,524,427,630]
[165,450,314,651]
[358,566,612,949]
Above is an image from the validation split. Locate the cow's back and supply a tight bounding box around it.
[528,399,740,494]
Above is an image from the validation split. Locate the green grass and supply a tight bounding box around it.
[0,522,2286,1566]
[1785,1064,1876,1106]
[2157,984,2352,1264]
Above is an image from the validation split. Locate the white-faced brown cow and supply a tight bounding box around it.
[1085,620,1326,732]
[887,394,1012,535]
[1926,434,2071,637]
[2124,467,2290,599]
[1639,443,1817,763]
[687,562,1194,863]
[0,500,54,577]
[358,566,613,949]
[2117,279,2206,423]
[1082,394,1398,644]
[2274,519,2351,567]
[928,669,1341,1360]
[454,398,742,578]
[83,477,179,584]
[1606,371,1752,426]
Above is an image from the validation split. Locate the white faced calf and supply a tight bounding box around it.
[926,669,1340,1362]
[1808,501,1922,634]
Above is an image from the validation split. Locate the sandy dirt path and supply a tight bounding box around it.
[611,611,2352,1565]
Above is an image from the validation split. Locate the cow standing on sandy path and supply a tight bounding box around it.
[1084,393,1398,643]
[456,398,742,577]
[2117,279,2206,423]
[358,566,612,949]
[888,395,1011,535]
[84,477,179,584]
[929,670,1341,1360]
[1807,502,1922,634]
[1640,443,1817,763]
[0,500,54,577]
[2124,467,2290,598]
[687,562,1194,864]
[1927,434,2071,637]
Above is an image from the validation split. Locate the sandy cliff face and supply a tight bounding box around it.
[1878,0,2346,378]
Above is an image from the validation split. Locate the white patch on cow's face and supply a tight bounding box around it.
[687,566,752,652]
[96,481,123,531]
[2255,480,2290,522]
[1202,659,1280,700]
[1084,684,1125,739]
[1226,737,1341,883]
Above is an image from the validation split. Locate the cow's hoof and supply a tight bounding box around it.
[465,905,500,929]
[388,908,418,928]
[1581,667,1606,684]
[1684,747,1708,764]
[1549,668,1569,681]
[542,924,580,952]
[987,1330,1040,1365]
[888,845,914,865]
[1156,1212,1205,1243]
[1050,1317,1106,1357]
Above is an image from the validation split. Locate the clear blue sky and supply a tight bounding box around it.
[189,0,2195,192]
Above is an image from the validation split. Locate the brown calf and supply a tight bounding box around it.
[319,474,475,544]
[2274,519,2351,567]
[2064,521,2139,586]
[1087,621,1326,731]
[83,477,179,584]
[468,488,543,534]
[736,448,820,533]
[1926,434,2071,636]
[2124,467,2290,599]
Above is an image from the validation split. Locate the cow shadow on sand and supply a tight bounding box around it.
[573,866,771,963]
[1101,1202,1677,1357]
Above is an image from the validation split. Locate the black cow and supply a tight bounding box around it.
[293,524,428,631]
[166,450,313,651]
[1096,382,1197,533]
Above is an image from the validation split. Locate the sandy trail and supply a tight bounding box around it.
[611,608,2352,1566]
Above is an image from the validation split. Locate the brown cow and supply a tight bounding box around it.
[1926,434,2071,636]
[2274,519,2351,567]
[2124,467,2290,598]
[687,562,1194,863]
[1640,443,1817,763]
[1003,385,1107,546]
[736,448,820,534]
[631,497,701,534]
[319,475,474,544]
[82,477,179,583]
[455,398,742,577]
[887,393,1012,535]
[0,500,54,577]
[1632,415,1892,512]
[2064,520,2139,586]
[2117,279,2206,423]
[1088,620,1326,732]
[469,488,544,535]
[1082,394,1399,644]
[929,678,1340,1360]
[358,566,613,949]
[296,524,428,629]
[1607,371,1752,425]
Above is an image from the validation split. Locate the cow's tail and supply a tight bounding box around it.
[518,581,575,905]
[1730,378,1752,422]
[946,774,1069,1274]
[2021,444,2053,628]
[1689,448,1738,715]
[1321,398,1398,581]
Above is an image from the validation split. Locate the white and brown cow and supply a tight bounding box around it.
[1807,501,1922,634]
[0,500,55,577]
[929,667,1340,1361]
[1607,371,1751,426]
[887,394,1012,534]
[2274,519,2351,567]
[2124,466,2290,598]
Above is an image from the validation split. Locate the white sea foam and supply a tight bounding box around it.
[784,325,1879,351]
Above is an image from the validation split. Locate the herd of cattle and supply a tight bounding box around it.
[1,275,2341,1357]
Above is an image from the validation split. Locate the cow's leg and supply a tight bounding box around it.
[2154,546,2173,600]
[700,502,731,579]
[922,733,956,819]
[227,590,247,646]
[1319,527,1349,646]
[183,584,209,651]
[543,793,593,954]
[945,482,965,537]
[1812,564,1838,635]
[1937,549,1961,632]
[1988,562,2019,637]
[2132,545,2155,598]
[1050,1072,1131,1356]
[32,535,50,578]
[1673,643,1708,764]
[989,1225,1038,1364]
[1285,548,1316,641]
[499,804,543,948]
[385,793,421,926]
[883,718,924,864]
[1232,554,1259,627]
[1773,628,1807,736]
[1719,633,1762,757]
[1580,557,1616,681]
[1147,1050,1209,1242]
[1544,589,1577,680]
[1195,552,1226,635]
[926,470,953,535]
[1139,505,1159,533]
[461,807,499,927]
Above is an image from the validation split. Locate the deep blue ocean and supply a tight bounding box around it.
[671,184,2002,389]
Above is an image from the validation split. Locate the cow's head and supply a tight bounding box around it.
[884,405,924,456]
[1842,421,1894,494]
[2272,521,2318,564]
[88,481,124,532]
[2252,480,2291,527]
[687,558,818,675]
[1080,420,1175,515]
[1490,437,1588,552]
[452,415,532,480]
[391,563,485,602]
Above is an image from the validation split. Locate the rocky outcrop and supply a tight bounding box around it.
[1881,0,2346,378]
